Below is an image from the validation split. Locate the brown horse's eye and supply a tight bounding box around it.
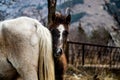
[63,30,68,37]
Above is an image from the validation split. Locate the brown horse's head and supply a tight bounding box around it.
[49,12,71,58]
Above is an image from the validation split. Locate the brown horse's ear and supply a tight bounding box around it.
[66,14,71,24]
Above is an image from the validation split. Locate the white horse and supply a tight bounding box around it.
[0,17,55,80]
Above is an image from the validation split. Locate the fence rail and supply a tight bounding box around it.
[67,41,120,69]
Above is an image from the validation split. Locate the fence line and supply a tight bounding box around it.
[67,41,120,69]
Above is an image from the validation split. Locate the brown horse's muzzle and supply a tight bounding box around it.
[54,48,62,58]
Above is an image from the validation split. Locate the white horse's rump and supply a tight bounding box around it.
[0,17,55,80]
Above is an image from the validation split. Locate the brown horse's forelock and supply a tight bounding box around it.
[49,13,69,30]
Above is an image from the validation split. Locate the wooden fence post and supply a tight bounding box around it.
[109,48,112,68]
[82,44,85,66]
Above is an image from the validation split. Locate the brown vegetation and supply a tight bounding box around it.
[65,65,120,80]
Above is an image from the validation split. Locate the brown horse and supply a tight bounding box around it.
[49,12,71,80]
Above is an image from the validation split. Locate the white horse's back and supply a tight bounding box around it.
[0,17,55,80]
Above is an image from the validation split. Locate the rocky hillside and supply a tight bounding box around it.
[0,0,120,46]
[57,0,120,46]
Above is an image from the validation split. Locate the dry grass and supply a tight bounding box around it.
[64,64,120,80]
